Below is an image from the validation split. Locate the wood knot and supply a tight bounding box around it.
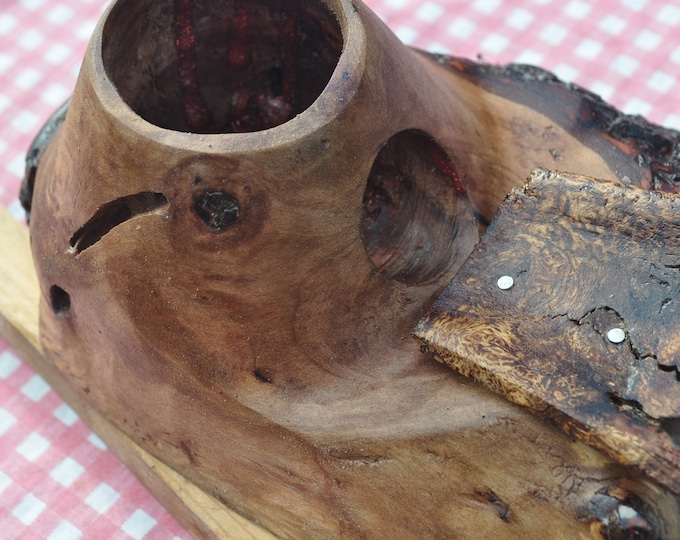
[194,190,239,230]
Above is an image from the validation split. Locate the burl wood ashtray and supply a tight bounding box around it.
[10,0,680,537]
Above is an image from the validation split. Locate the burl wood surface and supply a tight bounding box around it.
[0,205,275,540]
[24,0,680,537]
[416,169,680,495]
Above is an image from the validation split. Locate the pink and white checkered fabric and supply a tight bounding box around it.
[1,0,679,538]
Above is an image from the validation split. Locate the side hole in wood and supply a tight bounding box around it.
[49,285,71,317]
[360,130,462,285]
[69,192,168,254]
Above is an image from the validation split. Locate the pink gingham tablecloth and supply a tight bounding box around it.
[1,0,680,538]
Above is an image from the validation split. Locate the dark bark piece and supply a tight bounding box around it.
[416,169,680,495]
[20,98,69,220]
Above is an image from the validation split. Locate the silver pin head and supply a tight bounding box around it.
[607,328,626,344]
[497,275,514,290]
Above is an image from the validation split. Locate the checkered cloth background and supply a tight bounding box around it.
[1,0,679,538]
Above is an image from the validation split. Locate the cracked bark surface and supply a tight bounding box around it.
[416,169,680,496]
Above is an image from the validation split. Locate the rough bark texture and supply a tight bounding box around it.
[415,169,680,496]
[21,0,680,537]
[442,58,680,195]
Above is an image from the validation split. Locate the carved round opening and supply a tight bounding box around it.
[102,0,343,133]
[360,130,462,285]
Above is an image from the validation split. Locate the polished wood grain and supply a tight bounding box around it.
[0,205,275,540]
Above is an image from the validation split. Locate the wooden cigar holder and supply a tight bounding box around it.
[4,0,680,537]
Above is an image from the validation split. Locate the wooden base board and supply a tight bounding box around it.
[0,204,276,540]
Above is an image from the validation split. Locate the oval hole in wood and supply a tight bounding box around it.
[360,130,461,285]
[49,285,71,318]
[69,192,168,254]
[101,0,343,133]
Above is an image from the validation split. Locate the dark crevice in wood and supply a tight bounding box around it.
[657,363,680,382]
[179,439,197,466]
[474,488,512,523]
[253,369,273,384]
[69,192,168,254]
[606,393,658,426]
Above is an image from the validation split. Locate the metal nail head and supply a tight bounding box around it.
[497,275,514,290]
[607,327,626,344]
